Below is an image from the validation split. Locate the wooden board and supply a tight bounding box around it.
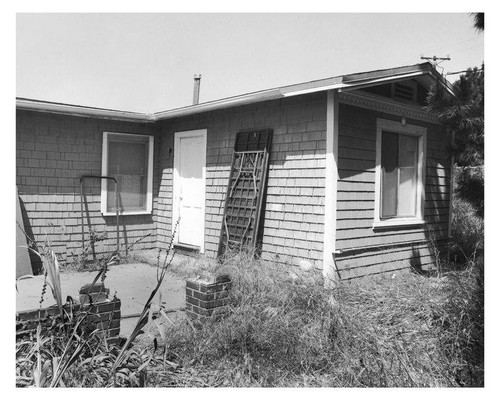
[16,188,33,278]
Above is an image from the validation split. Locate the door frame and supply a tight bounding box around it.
[172,129,207,253]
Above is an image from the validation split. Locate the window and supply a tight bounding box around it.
[374,119,426,228]
[101,132,154,215]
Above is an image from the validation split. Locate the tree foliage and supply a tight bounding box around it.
[426,65,484,167]
[471,12,484,32]
[426,64,484,218]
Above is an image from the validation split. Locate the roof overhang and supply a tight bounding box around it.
[282,64,456,98]
[153,88,284,120]
[154,63,456,120]
[16,63,457,123]
[16,98,155,123]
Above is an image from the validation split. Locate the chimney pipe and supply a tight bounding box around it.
[193,74,201,105]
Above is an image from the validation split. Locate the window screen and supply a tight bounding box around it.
[104,134,152,213]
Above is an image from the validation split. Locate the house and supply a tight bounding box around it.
[16,62,456,280]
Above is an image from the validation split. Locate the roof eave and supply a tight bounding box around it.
[153,88,284,120]
[16,98,155,123]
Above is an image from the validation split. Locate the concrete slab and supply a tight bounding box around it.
[16,256,193,337]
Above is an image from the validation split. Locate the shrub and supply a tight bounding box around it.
[450,196,484,264]
[454,166,484,218]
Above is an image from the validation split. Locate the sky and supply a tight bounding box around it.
[16,13,484,113]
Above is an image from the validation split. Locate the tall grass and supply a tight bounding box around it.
[28,240,64,317]
[151,253,483,387]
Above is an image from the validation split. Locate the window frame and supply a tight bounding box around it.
[373,118,427,229]
[101,132,154,216]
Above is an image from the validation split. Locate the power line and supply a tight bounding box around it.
[420,37,478,55]
[446,70,468,76]
[451,44,484,55]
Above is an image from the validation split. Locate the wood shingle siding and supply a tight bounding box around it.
[16,111,160,263]
[157,93,327,267]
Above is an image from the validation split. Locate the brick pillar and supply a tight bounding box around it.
[185,275,231,322]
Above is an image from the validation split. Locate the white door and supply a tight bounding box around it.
[173,129,207,251]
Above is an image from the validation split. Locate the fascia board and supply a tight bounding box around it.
[16,98,155,123]
[153,89,283,120]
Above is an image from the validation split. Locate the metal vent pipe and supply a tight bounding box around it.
[193,74,202,105]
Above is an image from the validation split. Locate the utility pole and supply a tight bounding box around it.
[420,55,451,76]
[420,55,451,67]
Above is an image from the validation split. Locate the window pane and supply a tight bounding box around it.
[381,131,398,218]
[109,141,147,175]
[398,134,418,168]
[398,167,417,215]
[107,138,148,212]
[397,135,418,216]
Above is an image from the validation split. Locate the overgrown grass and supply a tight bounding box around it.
[147,253,483,387]
[17,205,483,387]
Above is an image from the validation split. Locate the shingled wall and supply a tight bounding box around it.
[16,110,160,266]
[16,91,451,279]
[157,92,327,268]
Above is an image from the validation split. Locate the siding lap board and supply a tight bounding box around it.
[334,104,451,279]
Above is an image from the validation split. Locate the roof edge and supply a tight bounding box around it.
[16,63,457,122]
[153,88,284,120]
[154,63,457,120]
[16,98,155,123]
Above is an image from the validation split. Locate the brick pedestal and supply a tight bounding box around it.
[185,275,231,322]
